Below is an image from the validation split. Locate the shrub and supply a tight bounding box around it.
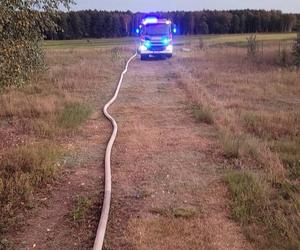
[292,32,300,67]
[192,104,214,124]
[246,34,258,58]
[277,47,291,67]
[198,38,205,50]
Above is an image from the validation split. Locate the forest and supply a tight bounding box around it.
[45,10,300,40]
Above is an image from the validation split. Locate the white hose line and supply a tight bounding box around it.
[93,52,137,250]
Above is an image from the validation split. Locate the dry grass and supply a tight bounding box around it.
[175,41,300,249]
[149,206,197,219]
[0,46,132,239]
[126,217,215,250]
[0,144,62,234]
[192,104,214,124]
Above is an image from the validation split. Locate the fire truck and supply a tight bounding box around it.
[137,17,176,60]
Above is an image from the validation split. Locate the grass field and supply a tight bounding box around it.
[0,45,132,248]
[44,32,297,49]
[1,33,299,249]
[173,36,300,249]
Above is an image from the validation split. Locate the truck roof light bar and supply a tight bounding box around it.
[142,17,158,25]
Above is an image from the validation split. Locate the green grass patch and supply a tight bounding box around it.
[225,170,300,249]
[44,37,136,49]
[192,104,214,124]
[225,171,267,222]
[70,196,92,222]
[44,33,296,50]
[58,102,91,129]
[0,144,62,234]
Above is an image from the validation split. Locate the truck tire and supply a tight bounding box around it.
[166,54,172,59]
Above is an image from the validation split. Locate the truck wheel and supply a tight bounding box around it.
[141,55,148,61]
[166,54,172,59]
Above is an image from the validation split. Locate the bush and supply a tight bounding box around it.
[293,32,300,67]
[277,47,291,67]
[192,104,214,124]
[246,34,258,58]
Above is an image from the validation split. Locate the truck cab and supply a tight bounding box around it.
[137,17,174,60]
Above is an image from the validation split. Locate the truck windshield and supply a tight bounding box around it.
[143,24,170,36]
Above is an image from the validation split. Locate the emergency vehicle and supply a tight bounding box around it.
[137,17,176,60]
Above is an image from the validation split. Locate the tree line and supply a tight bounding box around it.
[45,10,300,40]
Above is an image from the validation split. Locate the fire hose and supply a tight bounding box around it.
[93,52,137,250]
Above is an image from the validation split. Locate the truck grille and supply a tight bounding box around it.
[151,45,165,51]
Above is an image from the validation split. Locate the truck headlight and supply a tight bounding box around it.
[162,38,170,46]
[166,45,173,51]
[140,45,148,51]
[144,40,151,49]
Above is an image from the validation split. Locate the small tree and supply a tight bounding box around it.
[247,34,258,58]
[0,0,73,87]
[293,31,300,67]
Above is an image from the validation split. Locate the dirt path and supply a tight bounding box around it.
[9,54,252,250]
[105,57,252,250]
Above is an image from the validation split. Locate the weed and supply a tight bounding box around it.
[219,130,241,159]
[149,206,197,219]
[192,104,214,124]
[71,196,92,222]
[172,207,196,219]
[198,38,205,50]
[240,135,260,159]
[247,34,258,58]
[271,139,300,179]
[225,171,267,222]
[277,47,291,67]
[149,207,170,217]
[58,102,91,129]
[292,32,300,67]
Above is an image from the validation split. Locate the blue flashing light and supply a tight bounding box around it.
[135,28,140,34]
[173,28,177,34]
[142,17,158,25]
[144,40,151,49]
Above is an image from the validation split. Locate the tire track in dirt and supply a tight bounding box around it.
[104,58,253,249]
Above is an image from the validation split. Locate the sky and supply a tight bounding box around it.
[71,0,300,13]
